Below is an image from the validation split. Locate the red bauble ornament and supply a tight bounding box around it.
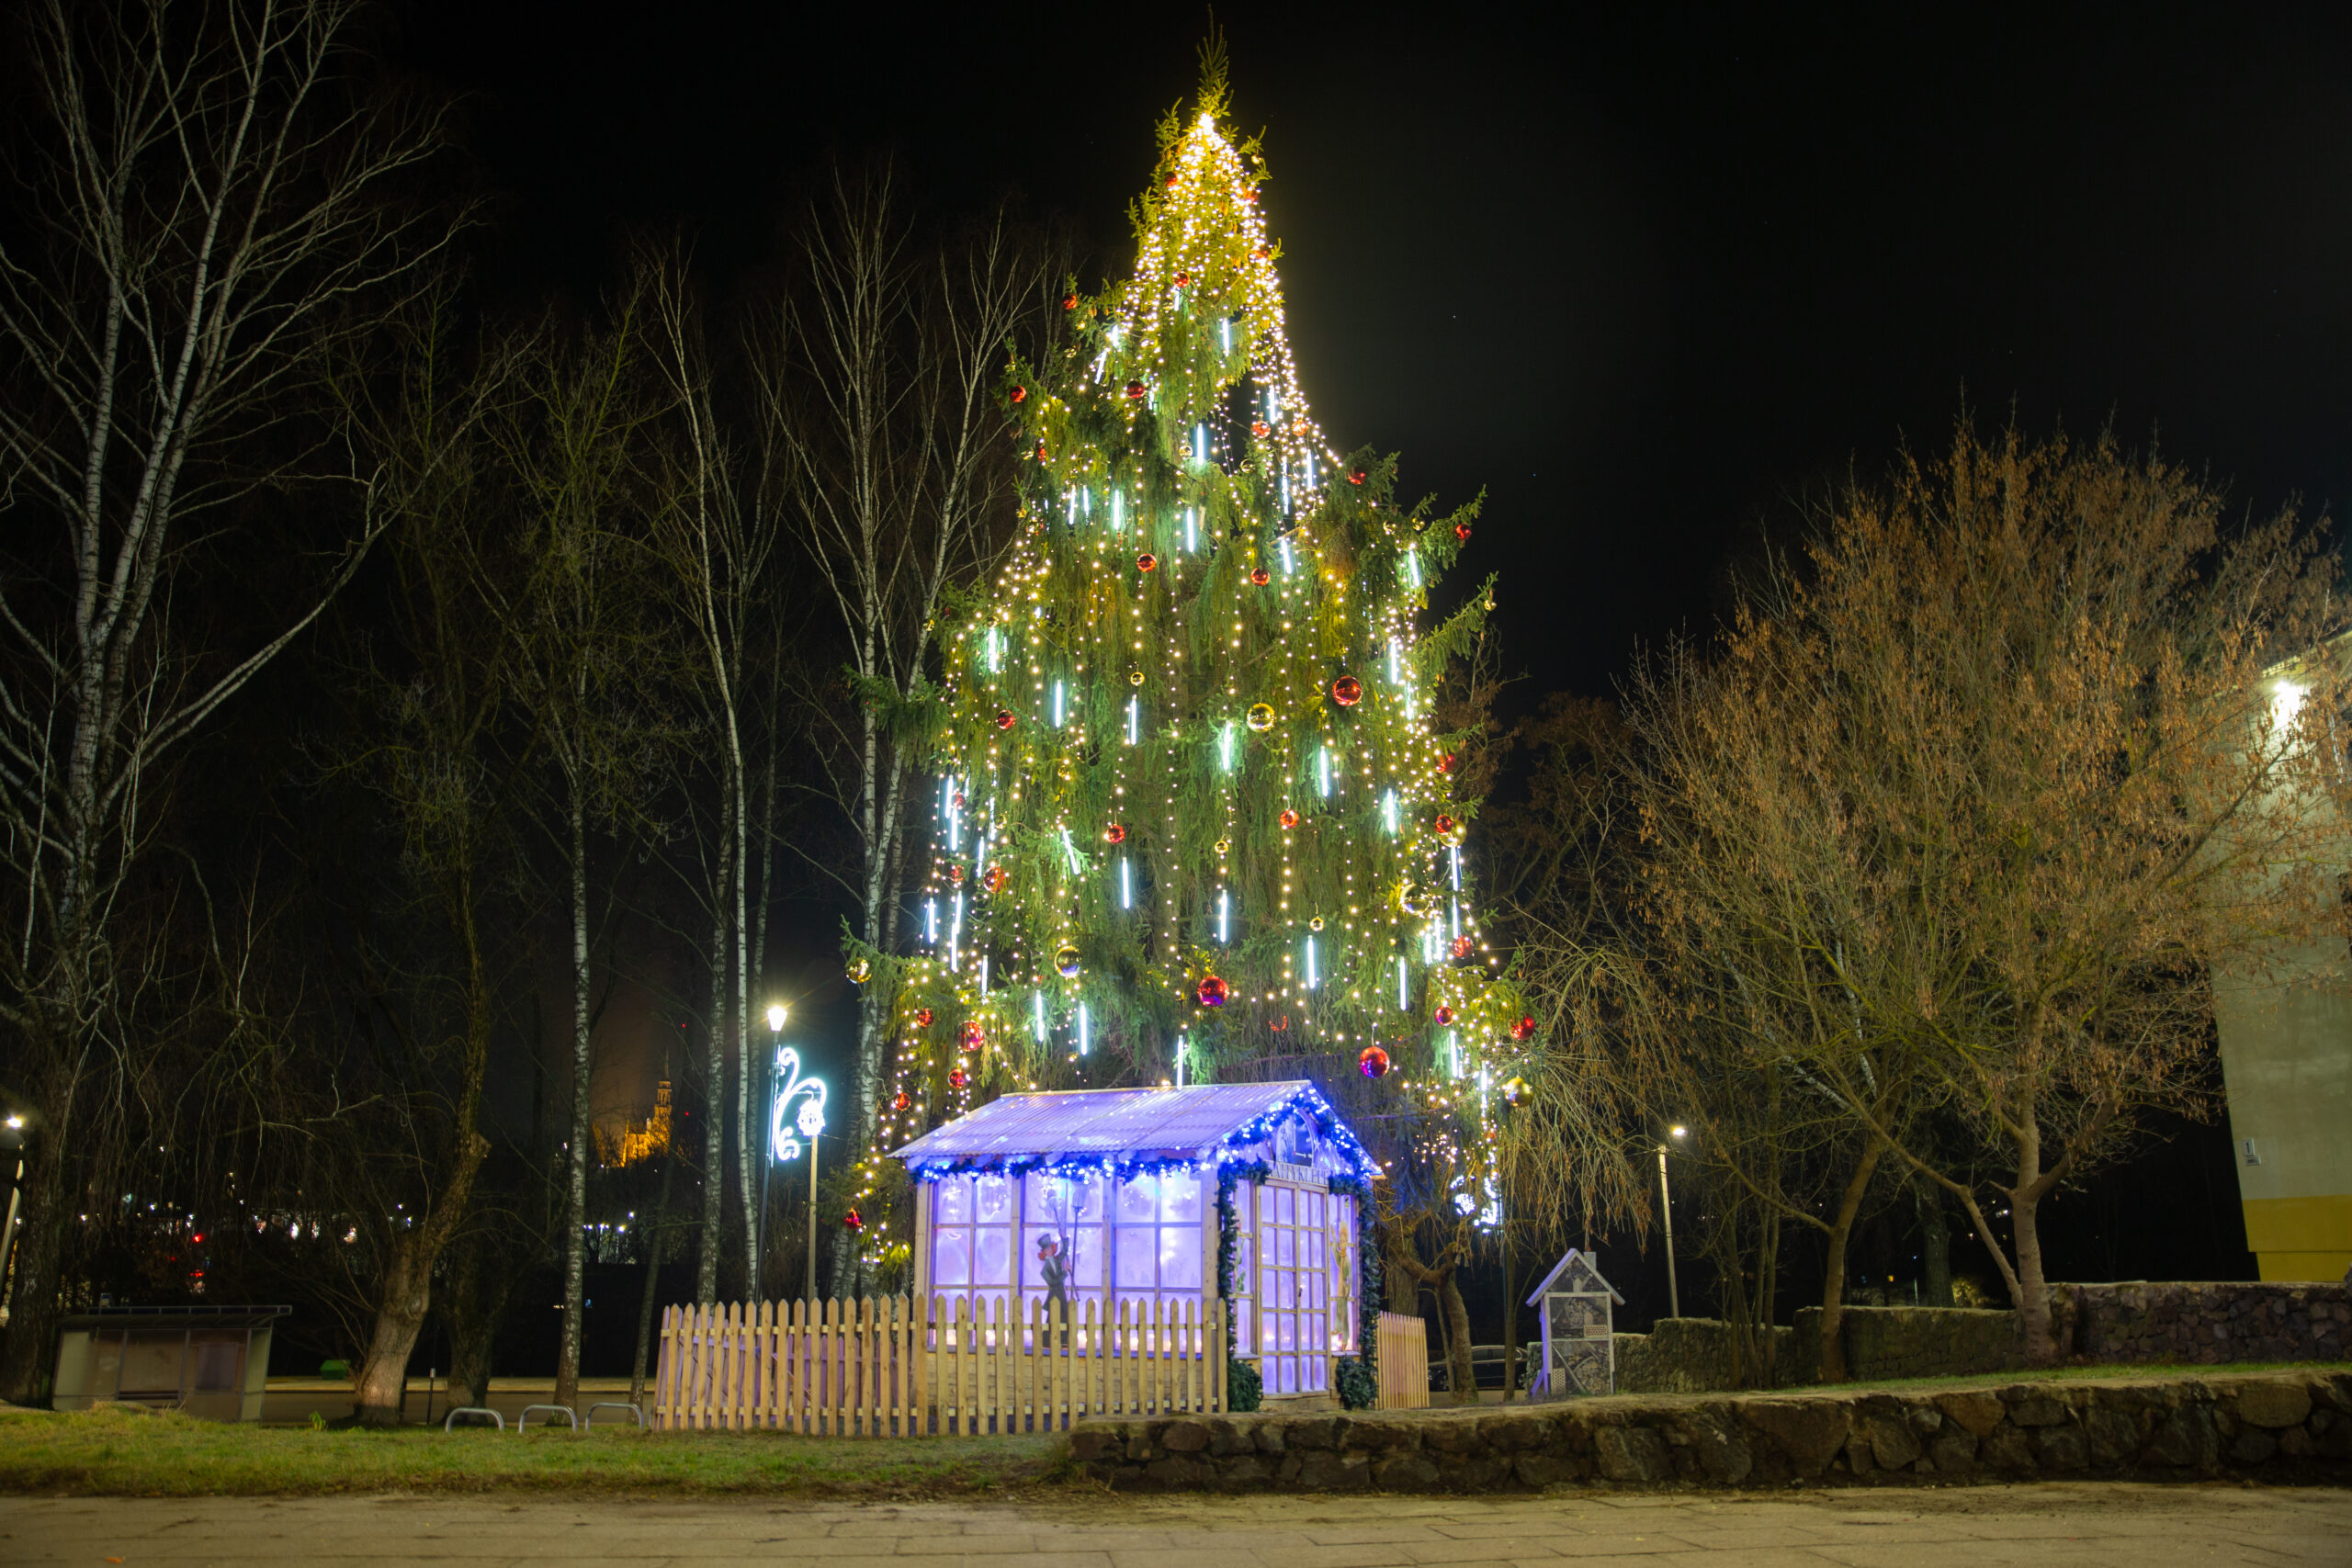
[1009,386,1027,404]
[1061,294,1078,310]
[1451,935,1475,961]
[1166,174,1179,188]
[948,1066,968,1089]
[948,863,965,884]
[1124,380,1147,400]
[1279,808,1299,829]
[1454,522,1473,541]
[1438,751,1457,773]
[1434,1004,1456,1026]
[1331,675,1363,706]
[1243,187,1260,203]
[953,791,966,808]
[1104,823,1126,844]
[1435,813,1459,838]
[842,1209,864,1232]
[984,864,1008,893]
[995,709,1016,730]
[914,1008,934,1028]
[1251,420,1270,439]
[1034,440,1048,460]
[1271,1014,1289,1032]
[1175,271,1191,287]
[1197,974,1228,1008]
[893,1090,911,1112]
[1136,553,1158,573]
[1511,1014,1538,1042]
[1250,566,1271,585]
[1358,1044,1391,1079]
[1349,467,1368,486]
[962,1021,985,1051]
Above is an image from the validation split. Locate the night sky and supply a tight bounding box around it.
[395,4,2352,699]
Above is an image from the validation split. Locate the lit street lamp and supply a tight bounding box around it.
[1658,1125,1688,1318]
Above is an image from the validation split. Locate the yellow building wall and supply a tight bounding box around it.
[2214,946,2352,1283]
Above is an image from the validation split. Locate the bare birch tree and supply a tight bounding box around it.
[498,275,664,1409]
[0,0,459,1403]
[757,166,1054,1293]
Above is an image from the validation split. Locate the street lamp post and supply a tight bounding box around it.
[757,1006,786,1292]
[1658,1125,1687,1318]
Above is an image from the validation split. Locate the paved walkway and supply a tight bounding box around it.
[1,1483,2345,1565]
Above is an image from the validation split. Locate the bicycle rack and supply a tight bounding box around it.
[517,1403,579,1432]
[585,1402,645,1427]
[442,1406,503,1432]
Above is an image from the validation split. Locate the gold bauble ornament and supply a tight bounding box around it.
[1246,702,1276,732]
[1128,669,1145,686]
[847,957,872,985]
[1309,916,1325,932]
[1055,944,1082,978]
[1215,839,1231,856]
[1501,1076,1534,1109]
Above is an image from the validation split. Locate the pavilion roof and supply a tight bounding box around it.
[890,1080,1379,1180]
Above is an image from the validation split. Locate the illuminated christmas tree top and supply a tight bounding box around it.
[854,69,1531,1232]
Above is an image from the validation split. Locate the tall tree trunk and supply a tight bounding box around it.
[694,789,736,1304]
[442,1230,512,1413]
[1917,1178,1952,1308]
[1437,1269,1476,1406]
[1815,1139,1885,1384]
[733,740,756,1296]
[0,1108,73,1404]
[630,1142,678,1410]
[2010,1107,2058,1365]
[556,790,593,1409]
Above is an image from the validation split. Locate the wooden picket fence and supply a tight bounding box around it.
[654,1294,1227,1434]
[1374,1310,1430,1409]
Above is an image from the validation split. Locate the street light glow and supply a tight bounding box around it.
[1669,1125,1687,1139]
[766,1003,786,1032]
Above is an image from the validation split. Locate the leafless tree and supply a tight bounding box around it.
[756,165,1056,1292]
[0,0,461,1402]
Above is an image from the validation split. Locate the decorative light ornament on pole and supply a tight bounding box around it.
[763,1026,828,1301]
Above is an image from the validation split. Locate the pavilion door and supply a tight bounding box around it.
[1253,1179,1339,1396]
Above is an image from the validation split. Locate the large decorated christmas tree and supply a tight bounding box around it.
[849,65,1532,1260]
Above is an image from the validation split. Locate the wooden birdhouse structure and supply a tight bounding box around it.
[1523,1248,1622,1398]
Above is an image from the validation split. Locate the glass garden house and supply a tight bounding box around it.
[892,1081,1379,1398]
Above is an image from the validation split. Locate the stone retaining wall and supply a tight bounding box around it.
[2052,1281,2351,1364]
[1608,1283,2352,1394]
[1066,1369,2352,1492]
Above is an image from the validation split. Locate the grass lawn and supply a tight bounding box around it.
[0,1406,1073,1498]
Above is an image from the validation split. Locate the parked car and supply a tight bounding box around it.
[1429,1343,1540,1393]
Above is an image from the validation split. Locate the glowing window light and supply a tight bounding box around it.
[1218,887,1230,943]
[1305,934,1318,989]
[1120,856,1132,909]
[1317,746,1330,797]
[1032,991,1046,1041]
[1078,1002,1091,1056]
[1127,694,1140,745]
[1219,722,1236,772]
[1383,790,1397,834]
[1053,680,1066,728]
